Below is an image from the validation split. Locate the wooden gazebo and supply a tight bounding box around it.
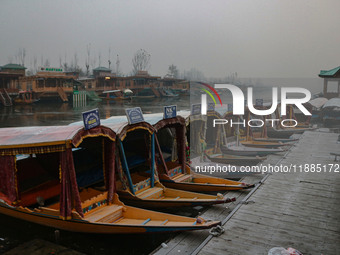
[319,66,340,99]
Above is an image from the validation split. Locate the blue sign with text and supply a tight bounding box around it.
[191,104,201,115]
[228,104,233,112]
[82,108,100,130]
[208,103,215,112]
[126,107,144,124]
[164,105,177,119]
[255,99,263,106]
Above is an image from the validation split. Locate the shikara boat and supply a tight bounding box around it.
[99,90,132,101]
[266,126,311,139]
[102,119,236,207]
[240,140,289,148]
[190,157,262,179]
[304,97,328,121]
[252,137,298,143]
[141,113,254,192]
[205,148,265,165]
[221,143,284,156]
[14,91,40,104]
[0,125,219,233]
[239,110,291,149]
[266,105,315,138]
[321,98,340,126]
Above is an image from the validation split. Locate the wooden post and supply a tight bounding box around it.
[323,78,327,97]
[119,139,135,195]
[151,133,155,188]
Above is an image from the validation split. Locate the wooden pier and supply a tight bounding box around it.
[152,130,340,255]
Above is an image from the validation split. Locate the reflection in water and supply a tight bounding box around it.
[0,97,190,128]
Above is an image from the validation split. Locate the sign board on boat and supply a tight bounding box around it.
[207,103,215,112]
[126,107,144,124]
[82,108,100,130]
[163,105,177,119]
[256,99,263,106]
[191,104,201,115]
[228,104,233,112]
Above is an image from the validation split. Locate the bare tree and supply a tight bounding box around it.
[85,44,91,76]
[73,52,79,71]
[63,52,68,71]
[131,49,151,75]
[116,54,122,76]
[167,64,179,78]
[33,55,37,73]
[180,68,205,81]
[98,52,102,66]
[44,59,50,67]
[90,51,97,71]
[108,47,112,70]
[18,48,26,66]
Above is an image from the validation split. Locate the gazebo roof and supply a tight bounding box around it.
[1,63,27,70]
[93,66,111,72]
[319,66,340,77]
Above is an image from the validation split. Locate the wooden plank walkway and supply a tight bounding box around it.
[152,131,340,255]
[3,239,85,255]
[198,131,340,255]
[152,143,287,255]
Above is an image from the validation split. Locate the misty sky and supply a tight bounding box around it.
[1,0,339,78]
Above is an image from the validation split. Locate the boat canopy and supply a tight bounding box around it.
[0,125,116,220]
[103,120,157,195]
[322,98,340,109]
[101,90,121,94]
[104,121,155,141]
[123,89,133,94]
[144,115,187,175]
[308,97,328,109]
[0,125,115,155]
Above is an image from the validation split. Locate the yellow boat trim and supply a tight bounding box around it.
[120,126,153,141]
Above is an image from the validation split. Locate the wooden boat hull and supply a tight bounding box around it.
[221,145,283,156]
[101,97,131,101]
[14,99,40,104]
[161,172,254,192]
[132,95,156,99]
[192,166,262,179]
[0,202,219,234]
[206,153,265,165]
[190,158,262,179]
[117,195,233,208]
[253,137,298,143]
[266,127,312,138]
[157,162,254,192]
[240,141,287,149]
[117,186,234,208]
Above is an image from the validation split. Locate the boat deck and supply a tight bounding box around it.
[152,130,340,255]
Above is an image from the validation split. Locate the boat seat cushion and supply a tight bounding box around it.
[19,179,60,207]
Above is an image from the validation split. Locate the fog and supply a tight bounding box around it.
[1,0,339,78]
